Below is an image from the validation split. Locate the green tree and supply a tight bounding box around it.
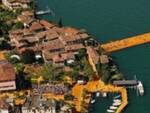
[12,22,24,30]
[76,48,87,61]
[81,58,95,80]
[101,64,111,84]
[109,73,123,83]
[40,63,57,81]
[14,63,25,74]
[22,49,36,64]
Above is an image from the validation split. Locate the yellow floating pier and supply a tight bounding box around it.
[101,33,150,52]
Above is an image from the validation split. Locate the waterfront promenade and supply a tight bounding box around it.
[101,33,150,52]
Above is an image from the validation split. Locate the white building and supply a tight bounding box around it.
[2,0,31,10]
[22,96,56,113]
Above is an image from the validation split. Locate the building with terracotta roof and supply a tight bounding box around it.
[30,21,45,32]
[0,98,11,113]
[40,20,56,30]
[86,47,99,64]
[0,60,16,91]
[2,0,31,10]
[65,44,85,53]
[9,20,89,66]
[22,10,34,17]
[59,27,89,45]
[86,47,100,72]
[17,11,34,28]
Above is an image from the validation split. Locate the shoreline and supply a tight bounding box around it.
[0,1,146,113]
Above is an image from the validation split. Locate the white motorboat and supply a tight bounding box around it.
[107,109,115,113]
[96,92,100,97]
[137,81,144,96]
[91,99,95,104]
[112,102,121,106]
[113,99,122,103]
[110,106,118,110]
[36,9,50,15]
[102,92,107,97]
[114,94,121,99]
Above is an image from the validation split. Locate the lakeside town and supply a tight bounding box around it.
[0,0,145,113]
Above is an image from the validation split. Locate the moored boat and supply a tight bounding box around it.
[114,94,121,99]
[110,106,118,110]
[137,81,144,96]
[107,109,115,113]
[96,92,100,97]
[91,99,95,104]
[113,99,122,103]
[112,102,121,106]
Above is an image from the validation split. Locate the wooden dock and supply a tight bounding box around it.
[101,33,150,52]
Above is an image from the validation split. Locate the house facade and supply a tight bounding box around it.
[0,60,16,91]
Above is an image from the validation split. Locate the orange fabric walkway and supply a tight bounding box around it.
[72,80,128,113]
[101,33,150,52]
[0,51,5,60]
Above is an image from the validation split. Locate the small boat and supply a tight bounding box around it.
[91,99,95,104]
[107,109,115,113]
[96,92,100,97]
[102,92,107,97]
[113,99,122,103]
[114,94,121,99]
[137,81,144,96]
[112,102,121,106]
[36,9,51,15]
[110,106,118,110]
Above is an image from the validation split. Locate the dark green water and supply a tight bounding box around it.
[36,0,150,113]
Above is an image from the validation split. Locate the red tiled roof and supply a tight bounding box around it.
[65,44,85,52]
[46,29,59,40]
[41,39,65,51]
[63,27,80,36]
[0,60,16,81]
[61,52,75,60]
[17,15,33,24]
[22,11,34,17]
[40,20,56,29]
[30,21,44,31]
[86,47,99,64]
[52,54,65,63]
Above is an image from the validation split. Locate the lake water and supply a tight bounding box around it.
[36,0,150,113]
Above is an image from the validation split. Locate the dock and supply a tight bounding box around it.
[72,80,128,113]
[101,33,150,52]
[113,80,138,86]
